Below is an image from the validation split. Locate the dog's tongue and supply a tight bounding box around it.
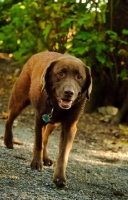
[57,97,72,109]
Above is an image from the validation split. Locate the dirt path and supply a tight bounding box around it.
[0,59,128,199]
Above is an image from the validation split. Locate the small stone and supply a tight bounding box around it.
[106,106,118,116]
[14,68,21,76]
[13,120,18,127]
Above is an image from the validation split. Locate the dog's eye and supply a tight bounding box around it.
[58,71,65,77]
[77,74,83,80]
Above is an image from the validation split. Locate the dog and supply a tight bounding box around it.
[4,52,92,188]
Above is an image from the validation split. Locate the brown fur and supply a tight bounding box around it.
[4,52,92,188]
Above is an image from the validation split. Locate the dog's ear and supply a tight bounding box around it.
[84,66,92,100]
[40,61,56,91]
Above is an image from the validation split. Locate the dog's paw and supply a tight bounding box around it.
[43,158,53,166]
[4,140,13,149]
[53,177,67,188]
[30,159,43,171]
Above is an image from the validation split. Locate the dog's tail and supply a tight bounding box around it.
[13,138,23,145]
[1,136,23,145]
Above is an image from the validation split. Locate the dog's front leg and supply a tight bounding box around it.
[43,123,58,166]
[53,121,77,188]
[31,112,44,171]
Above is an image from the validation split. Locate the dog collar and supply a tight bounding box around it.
[42,99,54,123]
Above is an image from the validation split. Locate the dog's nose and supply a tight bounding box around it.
[64,87,74,97]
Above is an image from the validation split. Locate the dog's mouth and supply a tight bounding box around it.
[56,97,73,109]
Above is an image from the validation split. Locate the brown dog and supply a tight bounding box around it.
[4,52,92,188]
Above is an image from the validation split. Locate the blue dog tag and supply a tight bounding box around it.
[42,107,54,123]
[42,114,51,123]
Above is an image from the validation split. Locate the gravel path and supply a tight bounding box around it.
[0,111,128,200]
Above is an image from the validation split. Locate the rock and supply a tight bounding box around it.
[13,120,18,127]
[98,106,118,116]
[98,107,107,115]
[14,68,21,76]
[106,106,118,116]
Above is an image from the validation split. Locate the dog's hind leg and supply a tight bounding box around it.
[4,99,30,149]
[4,71,31,149]
[43,123,59,166]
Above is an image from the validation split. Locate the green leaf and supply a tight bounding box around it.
[106,30,118,36]
[96,42,107,54]
[72,45,89,55]
[118,69,128,80]
[122,29,128,35]
[75,31,91,40]
[96,54,106,64]
[43,24,51,42]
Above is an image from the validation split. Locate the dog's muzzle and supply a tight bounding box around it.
[56,97,73,109]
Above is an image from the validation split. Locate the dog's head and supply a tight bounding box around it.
[41,55,92,109]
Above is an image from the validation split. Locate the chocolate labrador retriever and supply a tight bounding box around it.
[4,52,92,188]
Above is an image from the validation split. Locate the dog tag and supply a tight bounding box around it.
[42,107,54,123]
[42,114,51,123]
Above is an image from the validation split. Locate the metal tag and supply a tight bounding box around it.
[42,114,51,123]
[42,107,54,123]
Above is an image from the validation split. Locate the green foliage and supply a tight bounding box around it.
[122,29,128,35]
[118,69,128,80]
[0,0,128,83]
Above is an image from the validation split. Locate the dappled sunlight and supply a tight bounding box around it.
[72,148,128,166]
